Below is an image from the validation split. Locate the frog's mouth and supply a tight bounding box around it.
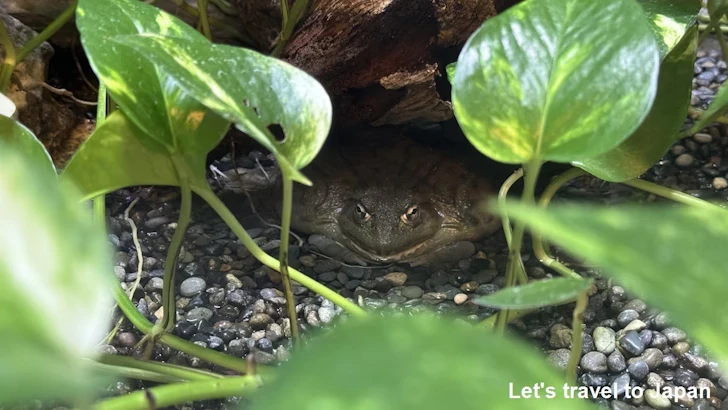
[341,233,460,264]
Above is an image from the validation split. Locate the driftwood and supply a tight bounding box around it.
[235,0,521,127]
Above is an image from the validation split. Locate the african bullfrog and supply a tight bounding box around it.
[223,134,501,266]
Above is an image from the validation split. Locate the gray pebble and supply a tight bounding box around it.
[546,349,571,371]
[684,352,709,372]
[145,277,164,291]
[593,326,616,354]
[306,310,320,327]
[662,327,687,344]
[608,350,627,372]
[630,348,663,370]
[675,153,695,167]
[617,309,639,328]
[619,330,645,356]
[186,307,214,323]
[628,361,649,380]
[145,216,169,229]
[653,312,670,329]
[180,277,206,297]
[581,351,608,373]
[650,331,668,349]
[265,323,283,342]
[318,306,336,324]
[622,299,647,313]
[647,372,664,389]
[611,373,631,398]
[549,324,572,349]
[422,292,447,304]
[401,286,423,299]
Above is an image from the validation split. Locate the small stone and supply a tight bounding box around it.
[580,373,608,387]
[265,323,283,342]
[580,351,608,373]
[249,313,274,330]
[650,331,668,349]
[299,255,317,267]
[622,299,647,313]
[673,341,691,355]
[617,309,639,328]
[713,177,728,190]
[675,153,695,167]
[593,326,616,354]
[647,372,664,389]
[630,348,663,370]
[619,330,645,356]
[549,324,572,349]
[117,332,138,348]
[608,350,627,372]
[180,277,206,297]
[401,286,423,299]
[611,373,631,398]
[145,216,169,229]
[306,310,320,327]
[684,352,709,372]
[472,269,498,283]
[145,277,164,292]
[547,349,571,371]
[661,353,678,368]
[645,389,672,409]
[260,288,287,305]
[454,293,468,305]
[653,312,670,329]
[422,292,447,304]
[694,132,713,143]
[186,307,214,323]
[318,306,336,324]
[624,319,646,332]
[662,327,687,344]
[638,329,652,347]
[628,361,649,380]
[383,272,408,287]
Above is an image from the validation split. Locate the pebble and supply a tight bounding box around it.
[145,216,169,229]
[318,306,336,324]
[675,153,695,167]
[617,309,639,328]
[653,312,670,329]
[645,389,672,409]
[454,293,468,305]
[249,313,274,330]
[630,348,663,370]
[650,331,668,349]
[547,349,571,371]
[401,286,423,299]
[628,361,649,380]
[694,132,713,143]
[684,352,709,372]
[581,351,608,373]
[647,372,664,389]
[549,324,572,349]
[663,327,687,344]
[180,277,206,297]
[186,307,213,323]
[611,373,631,398]
[593,326,616,354]
[713,177,728,190]
[422,292,447,304]
[607,350,627,373]
[623,319,646,332]
[619,330,645,356]
[383,272,408,287]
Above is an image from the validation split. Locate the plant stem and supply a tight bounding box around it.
[715,27,728,62]
[495,160,542,333]
[278,175,300,344]
[193,185,367,317]
[96,354,222,382]
[197,0,213,40]
[566,291,587,385]
[17,0,78,63]
[622,178,726,210]
[497,168,528,286]
[92,84,108,227]
[0,20,16,93]
[272,0,308,56]
[111,280,252,374]
[158,176,193,333]
[533,167,585,280]
[90,375,261,410]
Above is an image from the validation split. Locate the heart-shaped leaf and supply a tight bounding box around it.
[573,24,697,181]
[0,116,55,179]
[77,0,332,185]
[500,201,728,367]
[0,140,114,403]
[477,277,593,310]
[249,315,595,410]
[452,0,660,164]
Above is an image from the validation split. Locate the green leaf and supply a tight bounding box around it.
[446,62,456,84]
[573,24,697,181]
[452,0,660,164]
[477,277,593,310]
[500,201,728,367]
[0,116,55,179]
[707,0,728,20]
[61,111,179,200]
[638,0,701,56]
[78,0,332,185]
[116,34,332,185]
[0,140,114,403]
[250,315,595,410]
[76,0,206,149]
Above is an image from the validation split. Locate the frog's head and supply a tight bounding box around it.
[336,187,444,262]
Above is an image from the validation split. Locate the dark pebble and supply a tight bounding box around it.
[256,338,274,352]
[619,330,645,356]
[617,309,639,328]
[208,336,224,350]
[611,373,631,398]
[608,350,627,373]
[662,327,687,344]
[580,373,608,387]
[628,361,649,380]
[581,351,608,373]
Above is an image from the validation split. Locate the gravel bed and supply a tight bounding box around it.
[97,43,728,410]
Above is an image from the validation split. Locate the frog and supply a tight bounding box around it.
[284,135,501,266]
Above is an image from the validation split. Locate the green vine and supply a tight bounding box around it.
[278,175,301,343]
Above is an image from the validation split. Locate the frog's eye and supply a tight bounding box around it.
[401,205,419,224]
[354,203,371,222]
